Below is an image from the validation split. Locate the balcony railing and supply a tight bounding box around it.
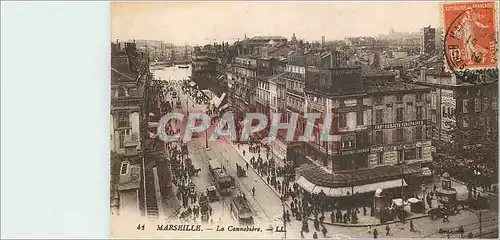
[282,71,304,81]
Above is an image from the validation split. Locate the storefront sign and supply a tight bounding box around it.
[368,153,378,167]
[340,148,369,155]
[369,120,428,130]
[416,140,431,147]
[383,151,397,165]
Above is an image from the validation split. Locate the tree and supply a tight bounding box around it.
[441,106,498,186]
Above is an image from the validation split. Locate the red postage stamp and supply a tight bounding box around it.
[443,1,498,71]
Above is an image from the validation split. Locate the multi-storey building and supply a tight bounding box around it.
[191,46,217,88]
[110,40,152,217]
[420,26,436,55]
[228,55,258,121]
[110,41,146,160]
[295,62,434,203]
[412,66,498,183]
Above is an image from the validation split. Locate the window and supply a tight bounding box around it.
[118,130,125,148]
[339,113,347,128]
[375,130,383,145]
[462,99,468,113]
[376,109,384,124]
[417,147,422,159]
[442,106,447,118]
[492,97,497,110]
[483,97,489,110]
[120,161,129,175]
[397,149,404,163]
[416,106,423,120]
[375,95,383,105]
[118,112,129,128]
[475,98,481,112]
[396,108,404,122]
[415,126,423,140]
[416,93,423,102]
[377,152,383,165]
[118,88,126,97]
[396,128,404,142]
[341,140,353,149]
[356,111,364,126]
[396,94,404,103]
[463,118,469,128]
[404,148,416,161]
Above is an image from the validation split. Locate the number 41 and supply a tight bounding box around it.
[137,224,145,230]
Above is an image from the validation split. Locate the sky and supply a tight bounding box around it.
[111,1,441,46]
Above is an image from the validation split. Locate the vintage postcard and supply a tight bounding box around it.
[110,1,499,239]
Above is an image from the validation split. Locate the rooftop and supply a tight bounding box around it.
[365,81,430,94]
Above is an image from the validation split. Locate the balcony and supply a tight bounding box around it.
[282,71,304,81]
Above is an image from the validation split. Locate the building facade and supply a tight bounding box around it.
[296,62,434,200]
[110,40,152,217]
[420,26,436,55]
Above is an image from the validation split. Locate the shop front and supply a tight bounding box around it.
[295,163,421,208]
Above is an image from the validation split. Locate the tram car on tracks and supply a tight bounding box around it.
[230,194,255,225]
[208,159,235,196]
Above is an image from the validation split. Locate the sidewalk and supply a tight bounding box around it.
[223,137,437,228]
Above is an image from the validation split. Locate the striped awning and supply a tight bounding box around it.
[296,176,316,193]
[298,175,408,197]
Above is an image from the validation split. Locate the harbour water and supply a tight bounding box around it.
[152,65,191,82]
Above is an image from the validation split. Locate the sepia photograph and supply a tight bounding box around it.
[109,1,498,238]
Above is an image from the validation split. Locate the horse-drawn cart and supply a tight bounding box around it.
[236,164,247,177]
[199,193,211,223]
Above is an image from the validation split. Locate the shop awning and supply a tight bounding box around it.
[296,176,316,193]
[353,179,408,194]
[298,176,408,197]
